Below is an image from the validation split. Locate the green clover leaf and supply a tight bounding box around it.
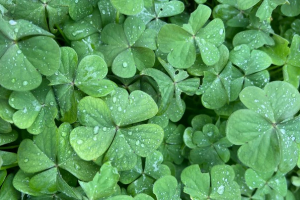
[16,124,99,196]
[153,175,181,200]
[158,123,184,165]
[48,47,116,123]
[227,81,300,172]
[6,0,69,32]
[158,4,225,68]
[79,162,119,200]
[110,0,144,15]
[245,169,287,198]
[9,80,57,135]
[63,8,102,41]
[120,151,171,196]
[141,58,199,115]
[100,16,156,78]
[181,164,240,200]
[184,115,232,171]
[135,0,184,32]
[70,88,163,170]
[0,17,60,91]
[283,35,300,88]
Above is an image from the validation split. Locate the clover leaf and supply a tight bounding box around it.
[79,162,119,200]
[63,8,102,41]
[283,35,300,88]
[158,122,184,165]
[153,175,181,200]
[0,17,60,91]
[245,169,287,198]
[135,0,184,32]
[228,44,272,100]
[120,151,171,196]
[0,87,15,124]
[181,164,241,200]
[197,45,235,109]
[184,115,232,171]
[48,47,116,122]
[158,4,225,68]
[141,58,199,115]
[15,123,99,197]
[281,0,300,17]
[0,174,20,199]
[70,87,163,171]
[6,0,69,32]
[110,0,144,15]
[9,80,57,135]
[100,16,156,78]
[227,81,300,172]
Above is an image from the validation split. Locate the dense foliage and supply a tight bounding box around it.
[0,0,300,199]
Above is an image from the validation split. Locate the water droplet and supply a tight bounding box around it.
[75,164,81,170]
[11,79,16,83]
[17,50,21,54]
[141,144,145,147]
[9,20,17,25]
[207,132,213,137]
[118,106,122,111]
[62,132,67,137]
[292,94,296,98]
[217,185,224,194]
[14,28,18,33]
[113,97,117,103]
[234,46,241,51]
[75,0,78,3]
[93,136,97,141]
[128,131,132,135]
[23,81,28,86]
[77,140,83,144]
[24,158,29,163]
[94,126,99,134]
[122,62,128,68]
[219,29,224,35]
[136,140,140,145]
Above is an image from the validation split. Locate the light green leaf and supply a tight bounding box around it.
[70,97,115,161]
[105,88,158,126]
[281,0,300,17]
[75,55,116,97]
[110,0,144,15]
[9,80,57,134]
[17,139,55,174]
[0,174,20,199]
[181,165,240,199]
[79,162,119,200]
[153,175,181,200]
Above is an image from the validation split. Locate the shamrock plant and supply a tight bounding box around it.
[1,0,300,199]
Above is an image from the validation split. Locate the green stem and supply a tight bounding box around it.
[55,24,71,46]
[116,11,120,24]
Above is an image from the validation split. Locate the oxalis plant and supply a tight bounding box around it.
[1,0,300,199]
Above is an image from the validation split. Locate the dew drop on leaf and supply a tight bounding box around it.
[122,62,128,68]
[61,132,67,137]
[75,164,81,170]
[94,126,99,134]
[9,20,17,25]
[11,79,16,83]
[128,131,132,135]
[219,29,224,35]
[136,140,140,145]
[93,136,97,141]
[77,140,83,144]
[17,50,21,54]
[103,127,107,131]
[24,158,29,163]
[113,97,117,103]
[23,81,28,86]
[118,106,122,111]
[217,185,224,195]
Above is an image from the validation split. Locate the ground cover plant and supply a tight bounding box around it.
[1,0,300,199]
